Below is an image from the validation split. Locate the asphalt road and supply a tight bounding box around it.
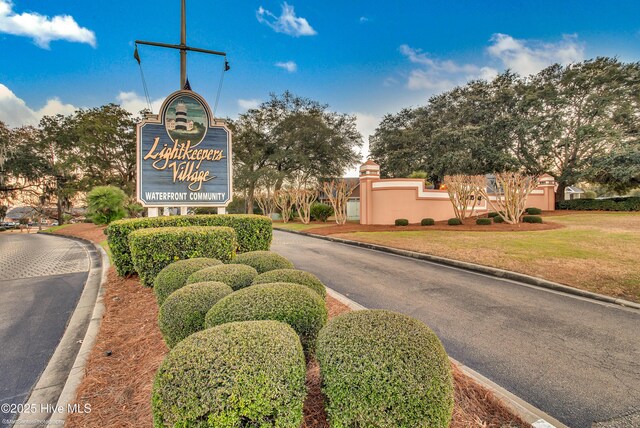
[272,230,640,428]
[0,233,89,427]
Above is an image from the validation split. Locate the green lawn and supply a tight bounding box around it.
[335,213,640,303]
[273,222,335,232]
[40,224,72,233]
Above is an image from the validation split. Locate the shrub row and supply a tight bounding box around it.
[154,258,223,305]
[252,269,326,298]
[556,197,640,211]
[523,215,543,223]
[525,207,542,215]
[394,218,409,226]
[448,218,462,226]
[230,250,294,273]
[476,218,492,225]
[187,264,258,290]
[106,214,272,276]
[421,218,435,226]
[129,226,236,286]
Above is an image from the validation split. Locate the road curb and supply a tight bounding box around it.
[16,234,108,427]
[326,287,569,428]
[277,228,640,311]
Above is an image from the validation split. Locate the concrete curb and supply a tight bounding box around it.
[326,287,569,428]
[16,234,108,427]
[277,228,640,311]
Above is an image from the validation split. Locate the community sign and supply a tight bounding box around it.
[137,90,232,207]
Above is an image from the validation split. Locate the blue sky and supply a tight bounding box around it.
[2,0,640,166]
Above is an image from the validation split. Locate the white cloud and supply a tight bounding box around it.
[359,16,369,23]
[0,83,78,127]
[116,91,164,116]
[256,3,316,37]
[238,98,261,110]
[487,33,584,76]
[275,61,297,73]
[0,0,96,49]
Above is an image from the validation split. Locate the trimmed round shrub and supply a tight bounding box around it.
[394,218,409,226]
[252,269,326,298]
[230,250,294,274]
[310,202,334,222]
[523,215,543,223]
[154,258,222,305]
[525,207,542,215]
[447,218,462,226]
[152,320,306,428]
[158,281,233,348]
[487,212,500,218]
[129,226,236,286]
[493,215,505,223]
[205,283,327,354]
[187,264,258,291]
[476,218,492,226]
[316,310,454,427]
[421,218,435,226]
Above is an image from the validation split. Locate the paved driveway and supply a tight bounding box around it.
[272,230,640,428]
[0,233,89,427]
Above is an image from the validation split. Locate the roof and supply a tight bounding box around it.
[361,159,379,167]
[565,186,584,193]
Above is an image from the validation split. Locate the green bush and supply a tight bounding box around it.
[421,218,435,226]
[105,214,272,276]
[205,282,327,355]
[523,215,543,223]
[447,218,462,226]
[252,269,326,298]
[316,310,454,428]
[187,264,258,291]
[493,215,505,223]
[86,185,127,225]
[158,281,233,348]
[230,250,294,274]
[582,190,597,199]
[525,207,542,215]
[395,218,409,226]
[476,218,492,225]
[154,258,223,305]
[487,212,500,218]
[555,197,640,211]
[310,203,334,222]
[152,320,306,428]
[129,226,236,286]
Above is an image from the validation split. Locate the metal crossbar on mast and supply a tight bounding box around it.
[135,0,227,89]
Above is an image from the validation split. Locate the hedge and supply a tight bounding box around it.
[395,218,409,226]
[205,282,327,355]
[448,218,462,226]
[154,258,223,305]
[476,218,492,225]
[230,251,294,274]
[487,212,500,218]
[152,320,306,428]
[525,207,542,215]
[158,281,233,348]
[421,218,435,226]
[523,215,543,223]
[129,226,236,286]
[556,197,640,211]
[493,215,505,223]
[252,269,326,298]
[316,310,454,427]
[187,264,258,291]
[105,214,272,276]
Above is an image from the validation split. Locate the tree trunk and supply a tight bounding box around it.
[57,198,64,225]
[555,182,567,202]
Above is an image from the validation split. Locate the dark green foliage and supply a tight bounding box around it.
[187,264,258,291]
[487,212,500,218]
[128,227,236,286]
[556,197,640,211]
[395,218,409,226]
[252,269,326,298]
[230,250,294,274]
[316,310,454,428]
[310,202,334,222]
[476,218,492,225]
[105,214,272,276]
[154,258,223,305]
[86,185,127,225]
[525,207,542,215]
[158,282,233,348]
[493,215,505,223]
[447,218,462,226]
[522,215,543,223]
[152,320,306,427]
[421,218,435,226]
[205,283,327,355]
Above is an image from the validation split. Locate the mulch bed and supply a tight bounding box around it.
[57,223,530,428]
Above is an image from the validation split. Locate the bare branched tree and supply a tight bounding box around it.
[274,188,295,223]
[254,184,276,217]
[322,179,357,224]
[444,175,486,220]
[477,172,539,224]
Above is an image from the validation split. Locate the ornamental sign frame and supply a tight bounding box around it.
[136,90,232,207]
